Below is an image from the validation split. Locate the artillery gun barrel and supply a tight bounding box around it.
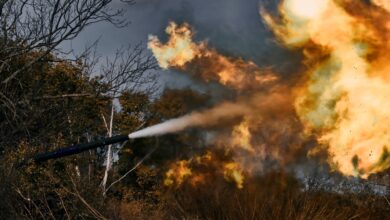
[20,135,130,165]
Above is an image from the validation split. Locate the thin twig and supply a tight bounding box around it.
[104,138,158,194]
[383,195,390,207]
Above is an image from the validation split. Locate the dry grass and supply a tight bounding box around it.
[162,172,390,220]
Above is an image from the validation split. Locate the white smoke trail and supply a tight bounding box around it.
[128,102,250,139]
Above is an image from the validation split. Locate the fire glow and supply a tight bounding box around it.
[263,0,390,177]
[129,0,390,187]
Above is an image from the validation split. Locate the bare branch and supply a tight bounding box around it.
[100,44,159,96]
[0,0,132,83]
[104,136,158,194]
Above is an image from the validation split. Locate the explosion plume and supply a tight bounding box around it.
[148,22,277,91]
[163,151,246,189]
[143,19,303,188]
[263,0,390,177]
[141,0,390,187]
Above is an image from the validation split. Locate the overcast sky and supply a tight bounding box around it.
[65,0,298,89]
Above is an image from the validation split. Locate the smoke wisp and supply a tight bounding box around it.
[128,101,250,139]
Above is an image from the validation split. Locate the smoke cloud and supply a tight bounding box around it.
[129,101,250,138]
[131,0,390,189]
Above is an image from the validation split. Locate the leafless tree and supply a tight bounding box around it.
[0,0,138,113]
[0,0,159,142]
[0,0,135,81]
[0,1,161,218]
[100,44,159,96]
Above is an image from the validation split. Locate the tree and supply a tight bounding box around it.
[0,0,147,119]
[0,0,132,82]
[0,53,112,218]
[0,18,157,219]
